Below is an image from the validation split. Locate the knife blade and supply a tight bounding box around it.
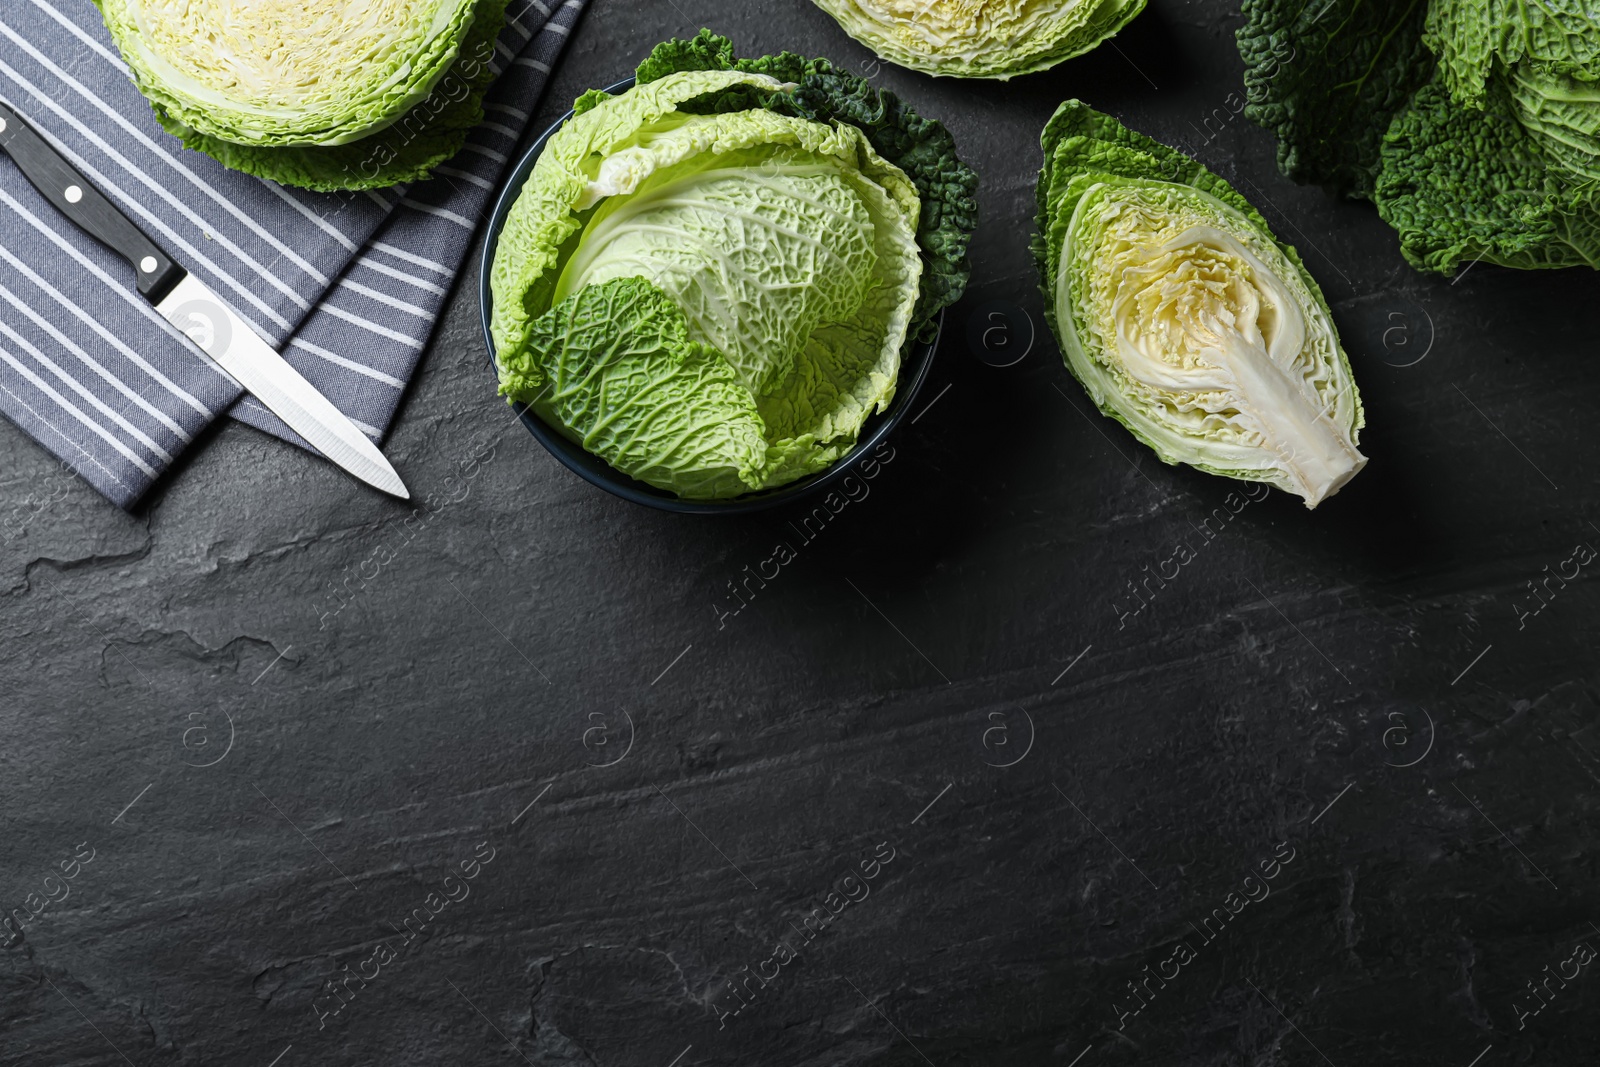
[0,102,409,499]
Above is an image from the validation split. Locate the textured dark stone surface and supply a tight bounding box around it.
[3,1,1599,1065]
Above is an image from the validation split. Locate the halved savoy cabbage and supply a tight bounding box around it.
[810,0,1146,80]
[490,33,978,500]
[97,0,508,190]
[1034,101,1366,508]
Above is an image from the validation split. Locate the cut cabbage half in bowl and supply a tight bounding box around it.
[97,0,508,189]
[1034,100,1366,508]
[489,34,978,502]
[810,0,1147,80]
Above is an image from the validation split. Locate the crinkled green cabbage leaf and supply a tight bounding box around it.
[490,42,976,501]
[98,0,507,190]
[1425,0,1600,110]
[1505,61,1600,184]
[808,0,1146,80]
[1034,101,1366,507]
[1426,0,1600,180]
[1239,0,1600,274]
[1376,74,1600,272]
[1237,0,1434,199]
[508,277,772,500]
[634,30,979,345]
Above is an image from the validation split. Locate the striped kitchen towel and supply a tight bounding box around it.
[0,0,587,508]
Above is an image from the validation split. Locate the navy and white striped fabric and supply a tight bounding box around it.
[0,0,586,508]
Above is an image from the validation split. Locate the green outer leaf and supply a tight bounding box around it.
[754,154,924,486]
[1031,99,1364,498]
[806,0,1146,81]
[147,0,510,191]
[572,89,615,117]
[634,31,740,82]
[1420,0,1504,110]
[101,0,479,147]
[489,68,775,367]
[1424,0,1600,187]
[1237,0,1434,198]
[556,145,884,400]
[1508,62,1600,182]
[1426,0,1600,110]
[635,30,978,344]
[504,276,772,500]
[1235,0,1600,276]
[1374,73,1600,272]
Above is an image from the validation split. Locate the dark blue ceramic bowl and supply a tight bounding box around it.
[478,78,942,515]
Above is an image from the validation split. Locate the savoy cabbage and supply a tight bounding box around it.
[807,0,1147,80]
[1033,101,1366,507]
[489,35,978,500]
[99,0,511,191]
[1238,0,1600,273]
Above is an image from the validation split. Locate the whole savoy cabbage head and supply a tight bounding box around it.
[1239,0,1600,273]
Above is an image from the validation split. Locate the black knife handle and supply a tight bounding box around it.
[0,102,183,303]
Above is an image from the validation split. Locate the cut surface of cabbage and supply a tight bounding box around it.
[100,0,479,145]
[810,0,1146,79]
[1056,180,1365,506]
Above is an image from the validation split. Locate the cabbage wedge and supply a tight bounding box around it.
[810,0,1146,80]
[1034,101,1366,508]
[98,0,509,190]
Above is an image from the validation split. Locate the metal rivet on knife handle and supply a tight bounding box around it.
[0,101,182,303]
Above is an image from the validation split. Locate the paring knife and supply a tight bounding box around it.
[0,102,409,499]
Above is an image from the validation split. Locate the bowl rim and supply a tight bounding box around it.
[477,76,941,515]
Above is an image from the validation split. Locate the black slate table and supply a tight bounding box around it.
[4,1,1599,1064]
